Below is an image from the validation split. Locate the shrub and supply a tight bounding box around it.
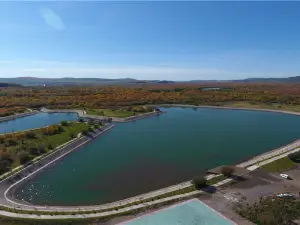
[0,159,12,174]
[26,131,36,139]
[192,175,207,189]
[6,138,18,146]
[288,151,300,162]
[57,125,64,133]
[82,130,89,136]
[78,118,85,122]
[29,147,39,156]
[18,151,30,165]
[0,150,12,161]
[221,166,235,177]
[38,146,46,154]
[88,127,94,132]
[94,125,99,129]
[70,133,76,139]
[60,121,68,126]
[48,143,54,150]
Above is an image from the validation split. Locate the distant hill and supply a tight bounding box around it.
[190,76,300,83]
[0,77,140,86]
[1,76,300,86]
[0,77,177,86]
[241,76,300,83]
[0,82,22,87]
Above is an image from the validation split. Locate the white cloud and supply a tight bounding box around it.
[40,7,65,31]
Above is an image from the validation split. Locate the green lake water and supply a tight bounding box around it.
[0,113,78,134]
[15,107,300,206]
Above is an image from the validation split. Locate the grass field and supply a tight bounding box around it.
[86,108,135,118]
[262,156,300,172]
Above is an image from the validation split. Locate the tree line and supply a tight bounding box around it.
[1,83,300,110]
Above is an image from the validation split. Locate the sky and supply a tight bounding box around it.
[1,1,300,81]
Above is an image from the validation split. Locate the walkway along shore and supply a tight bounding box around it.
[1,105,300,219]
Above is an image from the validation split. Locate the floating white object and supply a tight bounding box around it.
[276,193,295,199]
[280,173,289,179]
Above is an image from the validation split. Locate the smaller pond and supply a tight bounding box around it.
[0,113,78,134]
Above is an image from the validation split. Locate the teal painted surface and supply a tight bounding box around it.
[16,107,300,205]
[0,113,78,133]
[123,199,234,225]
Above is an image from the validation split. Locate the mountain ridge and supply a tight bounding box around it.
[1,76,300,86]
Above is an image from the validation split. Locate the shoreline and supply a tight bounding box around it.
[159,103,300,116]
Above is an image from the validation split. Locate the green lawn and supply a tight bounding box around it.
[36,123,90,149]
[262,156,299,172]
[86,108,135,118]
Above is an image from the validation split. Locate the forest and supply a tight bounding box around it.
[1,82,300,113]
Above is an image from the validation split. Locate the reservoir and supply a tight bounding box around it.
[0,112,78,134]
[15,107,300,206]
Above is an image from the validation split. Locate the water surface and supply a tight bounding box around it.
[0,113,78,133]
[16,107,300,205]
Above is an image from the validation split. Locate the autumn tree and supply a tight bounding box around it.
[26,131,36,139]
[60,121,68,126]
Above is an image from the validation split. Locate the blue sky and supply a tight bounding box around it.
[1,1,300,80]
